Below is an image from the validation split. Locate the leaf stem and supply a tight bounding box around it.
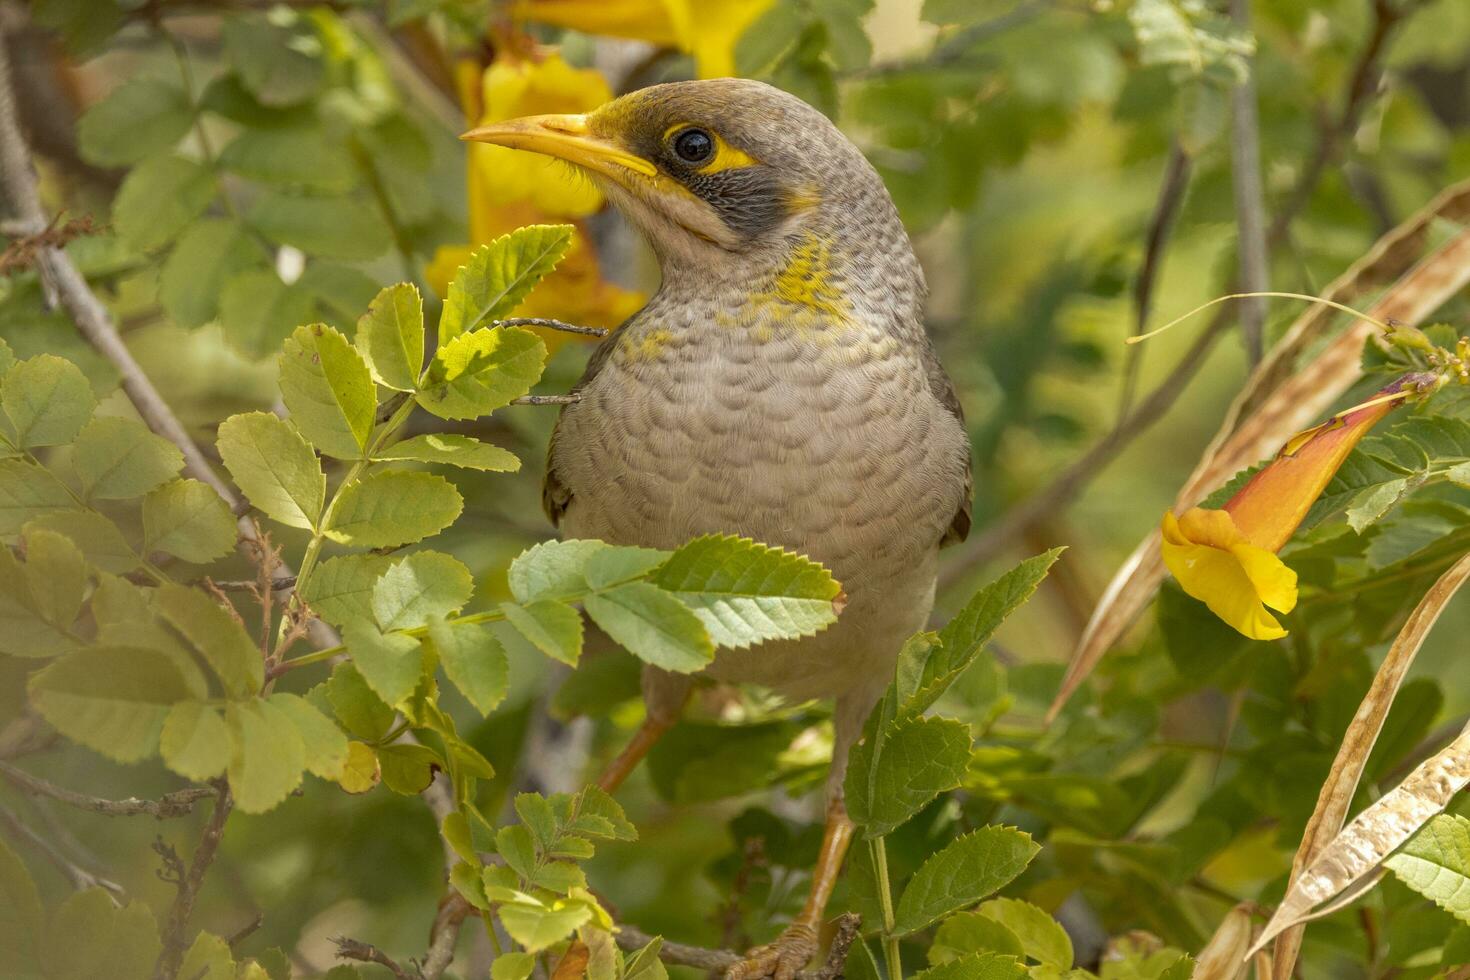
[274,607,508,674]
[870,837,902,980]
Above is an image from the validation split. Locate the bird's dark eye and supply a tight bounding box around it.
[672,128,714,164]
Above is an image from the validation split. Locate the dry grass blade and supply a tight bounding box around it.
[1252,725,1470,956]
[1268,552,1470,975]
[1191,902,1254,980]
[1049,181,1470,723]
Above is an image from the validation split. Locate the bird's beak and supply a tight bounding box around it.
[460,114,657,185]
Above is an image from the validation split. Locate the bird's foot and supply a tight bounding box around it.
[724,923,818,980]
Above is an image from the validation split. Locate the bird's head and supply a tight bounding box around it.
[462,78,913,287]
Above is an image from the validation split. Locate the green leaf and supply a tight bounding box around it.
[344,621,423,708]
[623,937,669,980]
[301,554,393,628]
[0,541,75,658]
[502,599,583,666]
[43,888,160,980]
[2,353,94,448]
[326,661,395,741]
[226,698,307,813]
[900,549,1061,717]
[271,692,348,780]
[325,471,462,548]
[77,78,193,166]
[159,219,257,328]
[846,714,970,838]
[910,954,1029,980]
[929,911,1023,965]
[27,510,138,574]
[892,827,1040,935]
[178,932,235,980]
[72,416,183,500]
[0,459,76,536]
[143,479,238,563]
[428,618,509,716]
[217,411,324,530]
[0,338,13,381]
[372,551,474,631]
[221,16,325,107]
[652,535,842,648]
[90,575,208,698]
[377,742,442,794]
[508,539,608,603]
[249,192,391,261]
[219,269,318,360]
[975,898,1072,970]
[155,583,263,697]
[491,951,536,980]
[218,124,356,191]
[376,433,519,472]
[28,646,193,762]
[1386,813,1470,922]
[417,327,546,421]
[356,283,424,391]
[279,324,376,459]
[584,582,714,673]
[568,785,637,841]
[21,527,86,631]
[497,900,591,954]
[1346,476,1416,532]
[113,155,215,251]
[0,836,41,971]
[160,700,231,780]
[439,226,574,340]
[584,546,668,590]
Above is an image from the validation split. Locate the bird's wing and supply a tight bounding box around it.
[921,338,973,547]
[542,332,620,528]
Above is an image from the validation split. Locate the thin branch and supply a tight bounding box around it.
[334,937,419,980]
[494,317,609,338]
[612,914,861,980]
[419,892,471,980]
[0,800,125,898]
[225,912,265,949]
[0,762,213,818]
[512,394,581,406]
[155,783,233,980]
[1230,0,1271,368]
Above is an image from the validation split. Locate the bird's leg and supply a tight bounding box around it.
[596,668,691,794]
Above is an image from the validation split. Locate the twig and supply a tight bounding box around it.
[1120,141,1192,417]
[0,761,213,818]
[0,213,101,274]
[419,892,471,980]
[155,783,233,980]
[494,317,609,338]
[512,394,581,406]
[226,912,265,949]
[613,914,861,979]
[1229,0,1270,367]
[334,937,420,980]
[201,575,297,593]
[0,800,125,899]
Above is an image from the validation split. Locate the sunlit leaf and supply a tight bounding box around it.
[892,827,1040,935]
[583,582,713,673]
[279,324,376,459]
[417,327,546,421]
[376,433,519,472]
[427,618,509,716]
[325,471,462,548]
[371,551,473,631]
[2,353,94,449]
[439,226,574,340]
[217,411,325,530]
[28,646,193,762]
[72,416,183,500]
[356,283,424,392]
[142,479,238,563]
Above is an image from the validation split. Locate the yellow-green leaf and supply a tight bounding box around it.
[155,583,263,697]
[356,283,424,391]
[372,551,473,631]
[160,700,231,781]
[439,225,574,340]
[416,327,546,421]
[28,646,193,762]
[376,433,519,472]
[72,416,183,500]
[325,470,462,549]
[280,324,376,459]
[142,479,238,563]
[226,698,307,814]
[2,354,94,449]
[217,411,324,530]
[427,618,509,716]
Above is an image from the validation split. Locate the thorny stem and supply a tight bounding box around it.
[870,837,902,980]
[154,782,233,980]
[274,607,508,675]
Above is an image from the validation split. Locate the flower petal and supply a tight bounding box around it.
[1160,508,1295,640]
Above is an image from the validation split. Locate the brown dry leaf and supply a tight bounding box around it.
[1049,179,1470,723]
[1191,903,1254,980]
[552,939,591,979]
[1267,552,1470,975]
[1252,726,1470,955]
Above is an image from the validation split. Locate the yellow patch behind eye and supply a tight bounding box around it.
[662,123,761,174]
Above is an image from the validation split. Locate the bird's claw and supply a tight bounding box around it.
[724,923,818,980]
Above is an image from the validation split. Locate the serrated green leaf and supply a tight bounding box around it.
[72,416,183,500]
[249,192,391,261]
[280,324,376,459]
[501,599,583,666]
[326,661,395,741]
[44,888,160,980]
[439,226,574,340]
[178,932,234,980]
[1346,476,1416,532]
[160,700,231,781]
[356,283,424,391]
[143,479,238,563]
[847,714,970,838]
[417,326,546,421]
[325,470,462,548]
[90,574,208,698]
[301,554,393,628]
[497,899,591,954]
[929,911,1023,965]
[491,951,536,980]
[623,937,668,980]
[0,459,77,536]
[2,353,94,448]
[496,823,537,879]
[0,338,14,380]
[29,646,193,762]
[372,551,473,630]
[344,622,422,708]
[652,535,841,648]
[77,78,193,166]
[428,618,508,716]
[1386,813,1470,922]
[159,219,257,328]
[0,542,75,658]
[113,155,215,251]
[584,582,713,673]
[219,124,356,191]
[217,411,324,530]
[508,539,608,603]
[226,698,307,813]
[221,16,325,107]
[377,742,442,794]
[0,835,41,970]
[910,953,1028,980]
[376,433,519,472]
[584,545,668,590]
[26,510,137,574]
[155,583,263,697]
[893,827,1040,935]
[21,527,86,631]
[219,269,318,360]
[570,786,636,841]
[975,898,1072,970]
[271,692,348,780]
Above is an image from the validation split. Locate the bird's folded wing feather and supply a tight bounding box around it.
[921,338,973,547]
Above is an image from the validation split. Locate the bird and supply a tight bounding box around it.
[463,77,972,980]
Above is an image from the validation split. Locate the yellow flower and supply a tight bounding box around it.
[1161,508,1298,641]
[513,0,775,78]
